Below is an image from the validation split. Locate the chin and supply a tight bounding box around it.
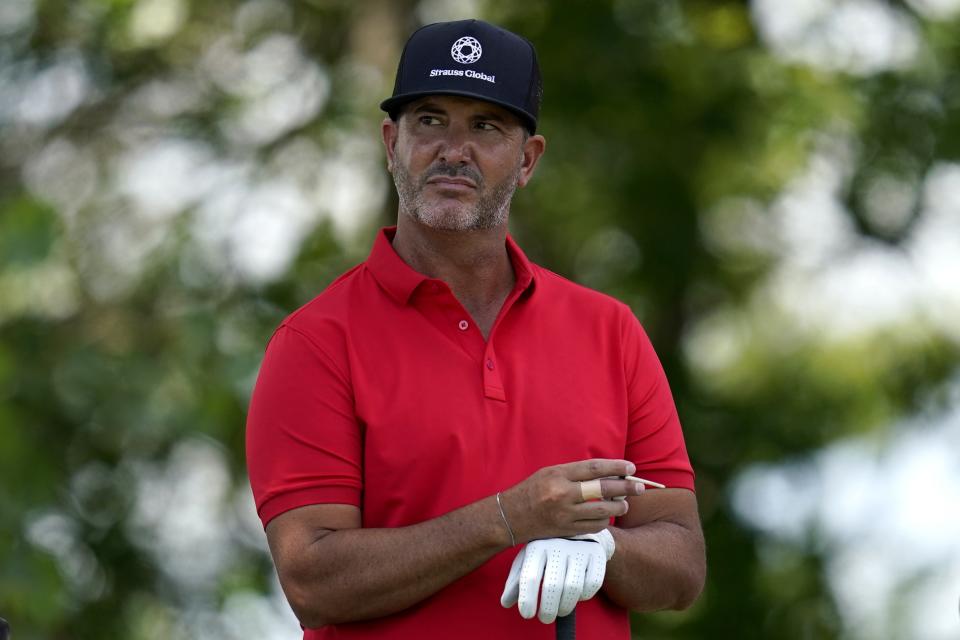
[414,207,478,232]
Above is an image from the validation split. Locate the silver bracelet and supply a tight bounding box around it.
[495,492,517,546]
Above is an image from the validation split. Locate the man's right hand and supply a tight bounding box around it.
[498,459,645,544]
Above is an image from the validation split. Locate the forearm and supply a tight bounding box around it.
[279,497,510,627]
[602,520,706,611]
[268,460,639,628]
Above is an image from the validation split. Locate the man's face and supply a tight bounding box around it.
[382,95,544,232]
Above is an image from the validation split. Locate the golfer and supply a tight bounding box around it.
[246,18,705,639]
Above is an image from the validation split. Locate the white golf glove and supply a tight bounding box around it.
[500,529,615,624]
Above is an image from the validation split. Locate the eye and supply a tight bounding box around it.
[418,115,442,126]
[475,121,498,131]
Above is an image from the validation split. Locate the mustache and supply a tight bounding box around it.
[421,163,483,186]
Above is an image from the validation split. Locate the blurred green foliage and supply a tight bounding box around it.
[2,0,959,638]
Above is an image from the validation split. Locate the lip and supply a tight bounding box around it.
[426,176,477,189]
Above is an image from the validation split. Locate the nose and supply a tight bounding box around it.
[437,125,473,165]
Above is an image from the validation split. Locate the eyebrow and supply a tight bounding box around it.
[410,101,509,123]
[474,110,508,123]
[411,101,445,114]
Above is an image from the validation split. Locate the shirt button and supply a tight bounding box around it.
[486,358,495,370]
[458,320,469,331]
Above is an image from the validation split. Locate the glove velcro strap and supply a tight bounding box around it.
[567,528,615,560]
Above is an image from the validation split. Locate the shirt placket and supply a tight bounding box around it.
[480,280,533,403]
[481,345,505,401]
[414,279,486,362]
[413,277,530,403]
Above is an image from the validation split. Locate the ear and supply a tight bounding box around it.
[381,117,399,172]
[517,134,546,188]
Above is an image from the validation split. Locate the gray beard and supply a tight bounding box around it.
[392,159,521,231]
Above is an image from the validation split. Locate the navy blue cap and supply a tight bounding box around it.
[380,19,542,133]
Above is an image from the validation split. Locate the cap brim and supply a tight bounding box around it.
[380,90,537,134]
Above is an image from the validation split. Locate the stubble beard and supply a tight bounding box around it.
[392,158,522,232]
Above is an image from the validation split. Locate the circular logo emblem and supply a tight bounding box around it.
[451,36,482,64]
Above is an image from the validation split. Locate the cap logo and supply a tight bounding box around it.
[450,36,482,64]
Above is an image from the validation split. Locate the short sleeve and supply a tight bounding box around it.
[620,309,695,492]
[245,323,363,528]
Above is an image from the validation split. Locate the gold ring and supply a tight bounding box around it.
[579,479,603,501]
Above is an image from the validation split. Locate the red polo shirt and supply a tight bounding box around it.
[246,227,694,639]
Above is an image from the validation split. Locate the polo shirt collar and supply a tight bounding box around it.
[366,226,536,306]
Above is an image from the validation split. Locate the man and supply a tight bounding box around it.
[246,19,705,639]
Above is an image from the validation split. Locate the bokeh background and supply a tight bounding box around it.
[2,0,960,638]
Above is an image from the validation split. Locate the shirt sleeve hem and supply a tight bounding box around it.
[257,486,362,528]
[631,469,696,493]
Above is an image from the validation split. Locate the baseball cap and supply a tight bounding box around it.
[380,19,542,133]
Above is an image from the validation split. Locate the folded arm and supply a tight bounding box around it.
[265,499,507,628]
[264,459,640,628]
[603,488,706,611]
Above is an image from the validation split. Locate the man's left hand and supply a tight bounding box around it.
[500,529,615,623]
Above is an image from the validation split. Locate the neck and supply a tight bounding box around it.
[391,215,516,317]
